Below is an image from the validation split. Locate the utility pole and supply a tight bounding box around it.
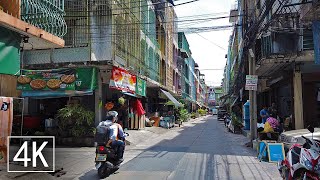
[249,49,257,141]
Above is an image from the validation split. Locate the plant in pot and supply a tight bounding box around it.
[231,113,243,133]
[55,104,95,139]
[179,108,189,122]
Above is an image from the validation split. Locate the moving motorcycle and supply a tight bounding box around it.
[278,126,320,180]
[94,124,129,178]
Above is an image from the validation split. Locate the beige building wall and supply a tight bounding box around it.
[165,5,174,91]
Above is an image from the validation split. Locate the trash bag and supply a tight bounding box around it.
[263,122,274,133]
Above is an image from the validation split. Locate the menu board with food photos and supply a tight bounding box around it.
[17,68,97,91]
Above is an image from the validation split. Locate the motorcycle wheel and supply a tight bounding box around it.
[295,170,311,180]
[97,163,111,179]
[280,166,289,180]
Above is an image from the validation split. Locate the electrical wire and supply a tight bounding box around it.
[65,0,198,16]
[195,33,227,51]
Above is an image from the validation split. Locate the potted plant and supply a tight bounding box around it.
[55,104,95,146]
[179,108,189,121]
[230,113,243,133]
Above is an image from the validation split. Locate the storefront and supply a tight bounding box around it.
[260,74,293,119]
[105,66,147,130]
[16,67,98,134]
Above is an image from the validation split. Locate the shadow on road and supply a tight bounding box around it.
[79,116,278,180]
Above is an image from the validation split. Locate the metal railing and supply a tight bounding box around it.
[20,0,67,37]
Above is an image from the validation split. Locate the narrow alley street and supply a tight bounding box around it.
[78,116,280,180]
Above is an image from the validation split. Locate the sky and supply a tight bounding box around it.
[174,0,234,87]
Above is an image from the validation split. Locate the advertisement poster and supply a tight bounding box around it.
[109,66,136,93]
[17,68,97,92]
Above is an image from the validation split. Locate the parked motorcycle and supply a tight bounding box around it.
[224,114,231,128]
[278,126,320,180]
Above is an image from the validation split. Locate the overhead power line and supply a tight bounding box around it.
[195,33,227,51]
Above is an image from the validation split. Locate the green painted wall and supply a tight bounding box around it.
[0,27,20,75]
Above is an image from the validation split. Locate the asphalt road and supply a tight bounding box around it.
[78,116,280,180]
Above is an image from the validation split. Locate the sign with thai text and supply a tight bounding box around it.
[245,75,258,91]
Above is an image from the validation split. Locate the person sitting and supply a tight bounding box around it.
[260,106,269,124]
[265,113,281,133]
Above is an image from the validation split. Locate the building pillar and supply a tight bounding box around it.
[95,72,103,126]
[293,71,304,129]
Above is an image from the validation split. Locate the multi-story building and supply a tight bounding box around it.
[223,0,320,130]
[0,0,66,97]
[13,0,207,125]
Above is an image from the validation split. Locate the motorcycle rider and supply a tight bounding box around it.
[99,111,126,165]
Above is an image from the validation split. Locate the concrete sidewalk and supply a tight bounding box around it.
[125,115,210,146]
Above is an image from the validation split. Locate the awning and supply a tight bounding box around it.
[231,96,239,107]
[160,89,183,107]
[122,91,137,98]
[22,90,93,99]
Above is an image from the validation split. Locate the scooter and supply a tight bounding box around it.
[94,125,129,178]
[278,126,320,180]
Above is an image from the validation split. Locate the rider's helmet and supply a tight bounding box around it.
[106,111,118,122]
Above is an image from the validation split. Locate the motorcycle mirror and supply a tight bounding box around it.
[307,125,315,133]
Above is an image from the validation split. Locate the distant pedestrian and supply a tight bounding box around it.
[268,103,277,117]
[260,106,269,124]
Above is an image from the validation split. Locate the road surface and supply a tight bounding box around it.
[78,116,280,180]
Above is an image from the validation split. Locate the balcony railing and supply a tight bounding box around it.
[302,29,314,51]
[0,0,67,37]
[257,29,314,63]
[258,31,299,61]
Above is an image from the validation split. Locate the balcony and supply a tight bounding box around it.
[0,0,66,49]
[256,29,315,78]
[22,0,66,37]
[257,32,299,63]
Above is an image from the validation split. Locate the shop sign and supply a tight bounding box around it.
[136,77,146,97]
[245,75,258,91]
[17,68,98,91]
[109,66,136,94]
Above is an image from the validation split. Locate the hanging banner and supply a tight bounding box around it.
[136,77,146,97]
[109,66,136,93]
[313,21,320,64]
[17,67,98,91]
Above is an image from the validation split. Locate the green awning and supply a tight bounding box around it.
[161,89,183,107]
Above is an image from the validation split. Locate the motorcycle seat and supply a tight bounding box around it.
[291,147,301,164]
